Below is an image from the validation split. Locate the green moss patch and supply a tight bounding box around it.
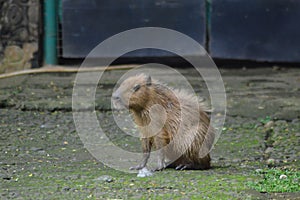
[248,168,300,193]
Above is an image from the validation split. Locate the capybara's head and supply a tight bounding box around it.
[112,74,152,111]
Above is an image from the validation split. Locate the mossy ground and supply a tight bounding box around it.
[1,110,299,199]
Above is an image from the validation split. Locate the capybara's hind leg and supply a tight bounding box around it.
[195,154,211,170]
[167,154,211,170]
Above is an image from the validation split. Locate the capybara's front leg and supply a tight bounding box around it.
[153,137,166,171]
[154,149,166,171]
[130,138,152,170]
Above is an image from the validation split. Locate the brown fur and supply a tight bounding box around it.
[112,74,214,170]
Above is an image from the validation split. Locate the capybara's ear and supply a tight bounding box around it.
[146,75,152,86]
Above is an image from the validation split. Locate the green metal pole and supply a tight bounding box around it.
[44,0,58,65]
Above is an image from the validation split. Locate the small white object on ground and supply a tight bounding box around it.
[137,167,153,177]
[279,174,287,179]
[94,175,113,183]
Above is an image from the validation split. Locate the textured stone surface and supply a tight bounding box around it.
[0,0,40,73]
[0,67,299,119]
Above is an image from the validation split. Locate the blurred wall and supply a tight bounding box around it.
[0,0,41,74]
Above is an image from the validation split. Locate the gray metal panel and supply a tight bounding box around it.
[210,0,300,62]
[62,0,206,58]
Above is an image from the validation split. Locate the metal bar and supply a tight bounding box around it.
[44,0,58,65]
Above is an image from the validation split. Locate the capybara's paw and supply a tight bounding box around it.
[175,164,192,170]
[129,164,144,170]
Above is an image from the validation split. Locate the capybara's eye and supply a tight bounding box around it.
[133,84,141,92]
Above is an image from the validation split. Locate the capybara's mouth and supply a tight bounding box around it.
[112,99,127,110]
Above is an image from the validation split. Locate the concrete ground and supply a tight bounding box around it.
[0,66,299,199]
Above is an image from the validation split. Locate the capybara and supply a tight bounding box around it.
[112,74,214,170]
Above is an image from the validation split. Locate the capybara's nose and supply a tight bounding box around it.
[112,92,120,100]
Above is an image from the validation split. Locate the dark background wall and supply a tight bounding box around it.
[61,0,300,63]
[0,0,41,74]
[210,0,300,63]
[61,0,206,59]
